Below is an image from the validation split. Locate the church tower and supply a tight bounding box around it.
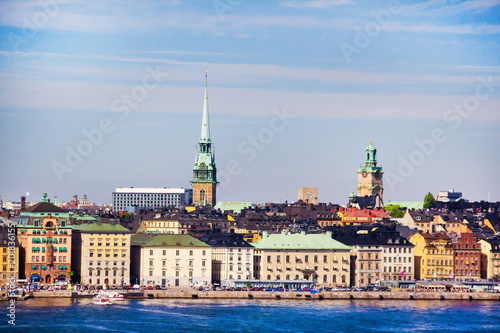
[191,70,217,206]
[357,139,383,201]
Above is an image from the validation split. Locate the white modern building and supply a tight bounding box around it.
[112,187,192,212]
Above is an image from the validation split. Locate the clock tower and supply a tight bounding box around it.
[357,140,383,201]
[191,71,218,206]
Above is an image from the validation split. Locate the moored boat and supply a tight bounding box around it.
[93,295,112,305]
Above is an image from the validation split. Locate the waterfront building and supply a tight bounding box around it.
[17,193,72,284]
[191,71,218,206]
[410,232,454,281]
[131,234,211,287]
[335,230,383,286]
[452,229,481,281]
[0,218,19,286]
[72,222,132,287]
[297,188,318,205]
[357,140,384,204]
[253,231,351,287]
[379,232,415,281]
[478,237,500,280]
[112,187,191,212]
[199,233,254,284]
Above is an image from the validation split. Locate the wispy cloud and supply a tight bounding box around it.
[280,0,352,9]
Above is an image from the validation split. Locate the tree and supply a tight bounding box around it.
[385,205,405,218]
[423,192,436,209]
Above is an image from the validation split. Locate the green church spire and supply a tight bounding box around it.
[200,69,211,143]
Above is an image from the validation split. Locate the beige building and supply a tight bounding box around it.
[131,234,211,287]
[72,223,131,287]
[298,188,318,205]
[479,238,500,280]
[253,231,351,287]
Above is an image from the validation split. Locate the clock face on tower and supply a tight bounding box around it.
[200,162,206,168]
[362,171,368,178]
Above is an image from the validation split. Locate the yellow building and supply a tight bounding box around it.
[478,238,500,280]
[410,232,454,281]
[72,223,131,287]
[0,220,19,286]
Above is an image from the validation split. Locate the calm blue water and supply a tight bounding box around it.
[2,298,500,332]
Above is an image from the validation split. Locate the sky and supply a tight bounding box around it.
[0,0,499,205]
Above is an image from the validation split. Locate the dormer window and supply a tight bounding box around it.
[34,219,40,227]
[61,219,66,227]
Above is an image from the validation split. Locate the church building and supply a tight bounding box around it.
[191,71,218,206]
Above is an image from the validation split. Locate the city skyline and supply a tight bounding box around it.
[1,0,499,204]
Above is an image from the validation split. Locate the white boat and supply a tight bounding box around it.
[97,290,124,301]
[93,295,112,305]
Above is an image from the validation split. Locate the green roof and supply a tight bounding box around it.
[131,234,209,247]
[214,202,253,214]
[72,223,130,233]
[253,232,351,250]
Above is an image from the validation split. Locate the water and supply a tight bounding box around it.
[2,298,500,332]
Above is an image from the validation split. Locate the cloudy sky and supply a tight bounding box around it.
[0,0,499,205]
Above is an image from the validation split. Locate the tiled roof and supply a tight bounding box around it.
[25,202,67,213]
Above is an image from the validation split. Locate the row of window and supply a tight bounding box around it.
[32,220,67,227]
[384,256,412,263]
[31,256,66,262]
[149,270,207,278]
[149,249,207,256]
[32,247,68,253]
[150,260,208,267]
[32,237,67,244]
[89,238,127,247]
[89,261,126,267]
[266,255,348,264]
[383,266,412,273]
[30,264,67,270]
[426,259,453,266]
[89,250,127,258]
[88,268,124,277]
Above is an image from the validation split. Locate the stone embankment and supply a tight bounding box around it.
[19,290,500,301]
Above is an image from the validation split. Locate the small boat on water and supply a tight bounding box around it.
[93,295,112,305]
[97,290,124,301]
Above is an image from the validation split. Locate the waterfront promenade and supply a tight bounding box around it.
[22,289,500,301]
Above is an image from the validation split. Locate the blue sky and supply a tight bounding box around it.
[0,0,499,205]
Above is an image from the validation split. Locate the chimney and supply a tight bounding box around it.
[21,196,26,210]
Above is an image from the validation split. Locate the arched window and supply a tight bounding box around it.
[267,275,271,280]
[323,275,327,283]
[332,275,337,283]
[295,275,299,280]
[276,275,280,280]
[286,275,290,280]
[200,189,206,203]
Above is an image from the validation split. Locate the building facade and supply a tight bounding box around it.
[357,141,384,202]
[0,219,19,286]
[131,234,211,287]
[453,231,481,281]
[72,223,131,286]
[410,232,454,281]
[191,71,218,206]
[479,237,500,280]
[297,188,318,205]
[200,233,254,284]
[17,193,72,284]
[112,187,191,212]
[253,231,351,287]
